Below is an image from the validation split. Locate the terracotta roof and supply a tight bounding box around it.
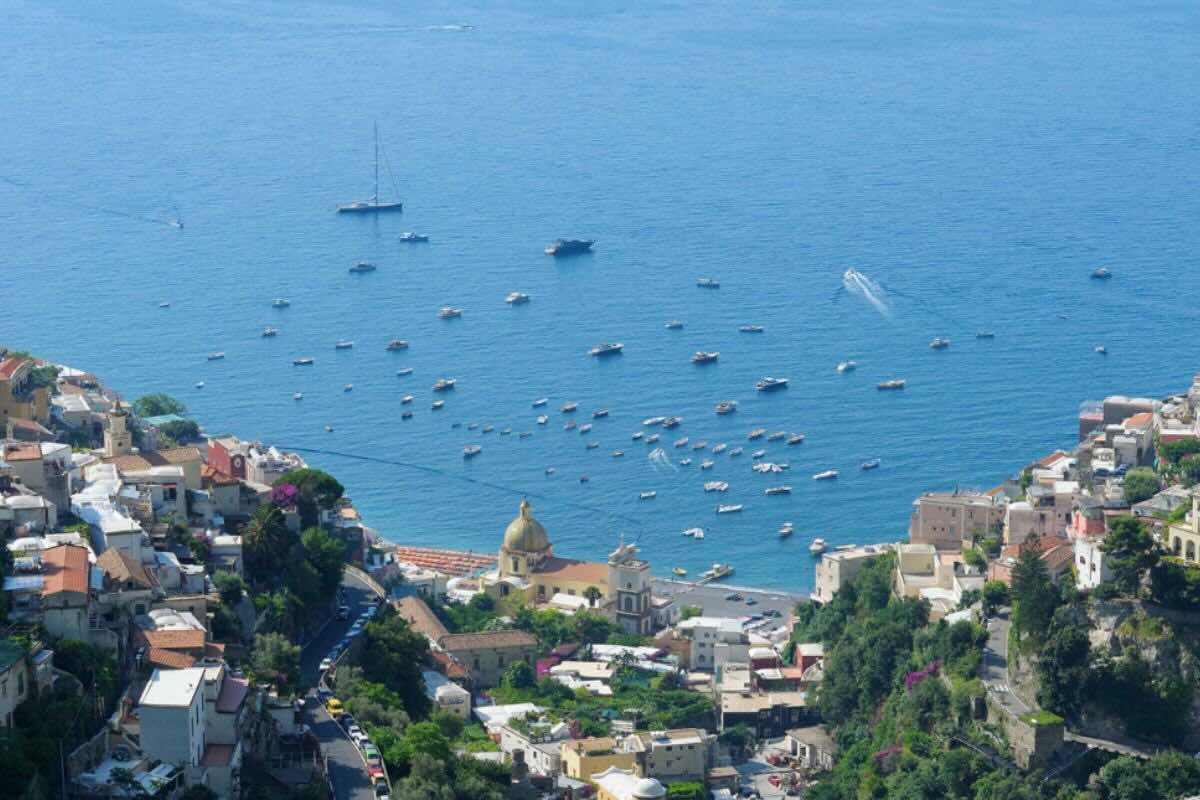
[9,418,52,435]
[201,465,239,487]
[532,556,608,585]
[1041,544,1076,574]
[391,545,496,577]
[146,648,196,670]
[438,630,537,652]
[4,444,41,462]
[429,649,468,679]
[141,629,205,651]
[0,357,27,380]
[97,548,154,590]
[1123,412,1153,428]
[200,744,236,767]
[204,642,226,658]
[394,596,449,641]
[41,544,91,596]
[1036,451,1070,468]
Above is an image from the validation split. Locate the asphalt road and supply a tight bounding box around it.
[300,571,381,800]
[980,610,1030,716]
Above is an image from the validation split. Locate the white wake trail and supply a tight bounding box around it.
[842,269,892,316]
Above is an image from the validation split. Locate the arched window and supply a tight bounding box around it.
[1173,537,1183,555]
[1187,540,1196,562]
[512,557,520,573]
[623,596,633,612]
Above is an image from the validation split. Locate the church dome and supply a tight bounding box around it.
[633,778,666,799]
[503,499,550,553]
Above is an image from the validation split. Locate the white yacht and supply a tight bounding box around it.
[666,320,684,330]
[207,352,225,361]
[728,447,743,456]
[579,423,593,434]
[748,429,766,440]
[704,481,729,492]
[645,433,660,443]
[343,384,353,392]
[682,527,705,538]
[562,401,578,413]
[272,298,291,308]
[765,486,792,495]
[716,504,743,514]
[438,307,463,319]
[262,327,279,337]
[929,337,951,350]
[632,431,644,441]
[702,563,733,580]
[692,441,708,450]
[401,395,413,404]
[640,491,657,500]
[751,449,767,459]
[463,444,482,458]
[779,523,794,538]
[712,443,727,454]
[642,416,666,426]
[674,437,689,448]
[293,392,303,400]
[537,415,549,425]
[813,470,839,481]
[810,538,827,555]
[431,400,445,410]
[335,340,354,349]
[397,367,414,376]
[432,378,457,392]
[836,360,857,373]
[533,398,549,407]
[715,401,737,415]
[787,434,805,445]
[767,431,786,442]
[195,380,205,389]
[700,460,715,470]
[506,291,530,305]
[386,339,409,350]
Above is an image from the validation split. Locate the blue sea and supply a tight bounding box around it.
[3,0,1198,592]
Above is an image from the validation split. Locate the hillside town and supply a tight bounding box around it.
[1,348,1198,800]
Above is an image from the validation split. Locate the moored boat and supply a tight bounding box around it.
[702,563,733,580]
[592,408,609,419]
[700,459,714,470]
[272,298,291,308]
[748,428,766,440]
[386,339,409,350]
[506,291,530,305]
[293,357,314,366]
[438,307,463,319]
[767,431,786,442]
[756,376,788,392]
[589,342,624,357]
[533,398,549,407]
[672,566,687,576]
[561,401,578,413]
[813,470,838,481]
[878,379,906,390]
[335,340,354,349]
[674,437,689,448]
[738,324,764,333]
[432,378,457,392]
[640,491,657,500]
[691,351,719,364]
[861,458,881,470]
[779,524,794,539]
[399,232,429,242]
[787,434,805,445]
[544,238,594,257]
[207,352,225,361]
[715,401,737,415]
[704,481,729,492]
[810,538,826,555]
[397,367,414,376]
[261,327,279,337]
[929,337,950,349]
[463,444,482,458]
[836,360,857,373]
[765,486,792,495]
[696,277,720,288]
[666,320,684,330]
[349,261,377,273]
[716,504,743,514]
[1090,267,1112,279]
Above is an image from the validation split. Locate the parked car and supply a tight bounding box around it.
[338,712,355,727]
[319,658,333,672]
[763,609,782,618]
[325,698,344,715]
[348,724,365,743]
[374,784,390,800]
[317,687,333,701]
[367,764,385,779]
[362,743,381,761]
[745,597,759,606]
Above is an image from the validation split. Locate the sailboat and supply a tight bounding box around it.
[336,122,404,214]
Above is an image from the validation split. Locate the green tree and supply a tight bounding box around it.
[274,468,344,528]
[583,585,603,607]
[1011,547,1055,644]
[360,610,431,718]
[1101,516,1160,595]
[250,632,301,695]
[302,527,347,600]
[574,610,614,644]
[431,710,465,741]
[679,605,703,620]
[243,503,296,586]
[28,364,59,391]
[1035,613,1091,717]
[1094,751,1200,800]
[132,393,186,417]
[1121,467,1159,505]
[213,570,246,607]
[963,548,986,570]
[665,781,705,800]
[158,418,200,444]
[393,753,455,800]
[981,580,1009,616]
[501,660,536,691]
[399,721,453,766]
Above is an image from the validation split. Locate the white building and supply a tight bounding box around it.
[422,669,471,718]
[1074,537,1113,591]
[811,544,891,604]
[138,668,207,771]
[498,718,569,776]
[675,617,748,671]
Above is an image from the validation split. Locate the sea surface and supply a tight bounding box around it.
[2,0,1198,592]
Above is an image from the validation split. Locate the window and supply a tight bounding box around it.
[498,655,505,667]
[16,674,23,696]
[512,558,519,572]
[473,657,480,670]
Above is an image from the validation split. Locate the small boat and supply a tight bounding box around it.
[662,417,683,429]
[756,377,788,392]
[700,459,715,470]
[682,527,705,538]
[564,420,577,430]
[545,467,556,475]
[544,239,594,257]
[589,342,624,357]
[692,440,708,450]
[463,444,482,458]
[767,432,786,442]
[159,301,171,308]
[293,392,303,400]
[702,563,734,581]
[293,357,315,366]
[207,352,225,361]
[748,429,766,440]
[343,384,353,392]
[717,504,743,514]
[451,422,462,429]
[836,361,857,373]
[397,367,414,376]
[431,400,445,410]
[712,443,727,454]
[401,411,413,419]
[580,475,590,483]
[519,431,532,438]
[765,486,792,496]
[665,320,684,330]
[592,408,609,419]
[691,351,720,364]
[715,401,737,415]
[562,401,578,413]
[672,566,687,576]
[929,337,950,350]
[779,521,794,535]
[976,332,995,339]
[674,437,689,448]
[810,538,826,555]
[642,416,666,426]
[501,428,512,436]
[533,398,549,407]
[399,232,429,242]
[335,340,354,349]
[1094,345,1107,355]
[696,277,720,289]
[386,340,409,350]
[506,291,530,305]
[325,424,334,432]
[432,378,456,392]
[680,458,692,466]
[438,307,463,319]
[877,379,906,390]
[813,470,838,481]
[738,325,764,333]
[349,261,377,273]
[586,441,599,450]
[787,434,805,445]
[262,327,279,337]
[467,422,479,429]
[272,298,291,308]
[861,458,881,470]
[640,491,657,500]
[1090,267,1112,279]
[537,415,549,425]
[751,449,767,459]
[579,423,593,434]
[728,447,743,456]
[611,450,624,458]
[645,433,659,443]
[401,395,413,404]
[704,481,729,492]
[632,431,644,440]
[195,380,205,389]
[483,424,494,433]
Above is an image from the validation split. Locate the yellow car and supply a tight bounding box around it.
[325,698,344,715]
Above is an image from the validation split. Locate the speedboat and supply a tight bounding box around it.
[343,383,353,392]
[468,422,479,429]
[692,440,708,450]
[738,325,764,333]
[715,401,737,415]
[1094,345,1107,355]
[929,337,950,349]
[349,261,377,273]
[545,467,556,475]
[674,437,689,448]
[679,458,692,466]
[861,458,881,470]
[506,291,530,305]
[579,423,593,434]
[592,409,609,418]
[562,401,578,413]
[589,342,624,357]
[195,380,205,389]
[586,441,599,450]
[640,491,657,500]
[438,307,463,319]
[335,340,354,349]
[645,433,660,443]
[836,361,857,373]
[756,377,788,392]
[751,449,766,459]
[325,424,334,432]
[810,538,826,555]
[632,431,644,440]
[159,301,171,308]
[399,232,429,242]
[401,411,413,419]
[544,238,594,257]
[1090,267,1112,279]
[272,298,291,308]
[728,447,743,456]
[691,351,719,364]
[813,470,838,481]
[666,320,684,330]
[431,400,445,410]
[696,277,720,288]
[672,567,687,576]
[787,434,805,445]
[779,521,794,534]
[451,422,462,428]
[533,398,549,407]
[432,378,457,392]
[767,431,786,442]
[878,379,906,390]
[207,352,225,361]
[748,429,766,440]
[700,460,715,470]
[712,443,728,454]
[976,332,995,339]
[765,486,792,495]
[682,527,704,538]
[704,481,729,492]
[611,450,624,458]
[293,357,314,366]
[386,340,409,350]
[537,415,549,425]
[642,416,666,426]
[463,444,482,458]
[401,395,413,404]
[716,504,743,514]
[397,367,414,376]
[262,327,279,337]
[662,417,683,429]
[702,563,734,580]
[293,392,303,400]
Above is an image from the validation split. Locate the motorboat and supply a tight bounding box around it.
[401,395,413,404]
[533,398,549,407]
[861,458,881,470]
[702,563,733,580]
[929,337,950,349]
[343,383,353,392]
[700,460,715,470]
[662,417,683,429]
[715,401,737,415]
[672,566,687,576]
[787,434,805,445]
[519,431,532,438]
[545,467,556,475]
[691,351,719,364]
[810,538,827,555]
[878,379,906,390]
[293,357,314,366]
[293,392,303,400]
[642,416,666,426]
[728,447,743,456]
[325,424,334,432]
[564,420,577,431]
[976,332,996,339]
[836,360,857,373]
[587,441,600,450]
[562,401,578,413]
[335,340,354,349]
[467,423,479,430]
[386,339,409,350]
[399,232,429,242]
[813,470,838,480]
[632,431,644,440]
[716,504,743,514]
[645,433,660,443]
[779,524,794,539]
[207,352,225,361]
[767,432,786,442]
[696,277,720,288]
[262,327,279,337]
[580,475,590,483]
[679,458,692,466]
[751,449,767,459]
[592,408,609,418]
[692,440,708,450]
[748,429,766,440]
[704,481,729,492]
[1090,267,1112,279]
[431,400,445,410]
[674,437,689,448]
[712,443,728,454]
[481,425,494,433]
[195,381,205,389]
[611,450,624,458]
[682,527,705,538]
[463,444,482,458]
[579,423,593,434]
[765,486,792,495]
[590,342,624,357]
[349,261,377,273]
[640,491,657,500]
[432,378,457,392]
[1095,345,1107,355]
[537,415,549,425]
[666,320,684,330]
[756,377,788,392]
[506,291,530,305]
[738,325,764,333]
[397,367,414,376]
[438,307,463,319]
[753,462,789,473]
[544,238,595,257]
[272,298,291,308]
[159,301,171,308]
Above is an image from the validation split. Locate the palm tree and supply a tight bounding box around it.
[583,586,602,608]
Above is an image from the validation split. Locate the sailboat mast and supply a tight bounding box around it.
[373,122,380,206]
